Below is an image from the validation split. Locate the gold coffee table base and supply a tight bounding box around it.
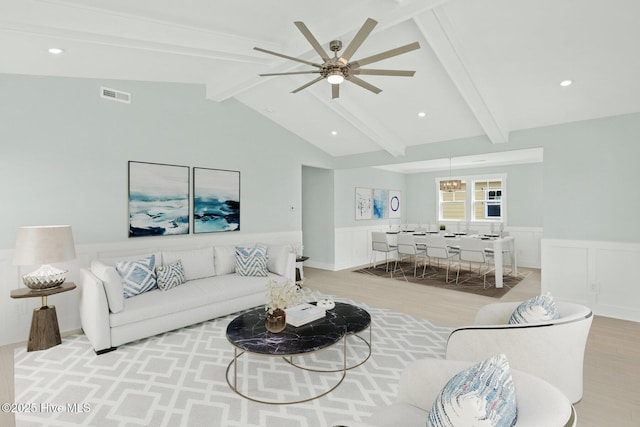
[226,334,347,405]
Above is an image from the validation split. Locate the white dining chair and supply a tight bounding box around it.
[394,233,427,277]
[456,236,494,288]
[370,232,398,271]
[422,234,459,282]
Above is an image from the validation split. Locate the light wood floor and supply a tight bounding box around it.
[1,266,638,426]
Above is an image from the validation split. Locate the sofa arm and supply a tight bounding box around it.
[79,268,112,353]
[285,252,296,284]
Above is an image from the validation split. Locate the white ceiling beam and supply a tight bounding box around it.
[413,10,510,143]
[312,93,407,157]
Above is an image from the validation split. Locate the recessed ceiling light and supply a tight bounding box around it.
[331,131,338,136]
[560,79,573,87]
[48,48,64,55]
[418,112,426,118]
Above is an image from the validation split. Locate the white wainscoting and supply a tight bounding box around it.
[0,231,302,347]
[325,226,543,272]
[542,239,640,322]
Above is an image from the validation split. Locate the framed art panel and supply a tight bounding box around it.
[193,167,240,233]
[389,190,402,219]
[355,187,372,220]
[128,161,190,237]
[373,189,388,219]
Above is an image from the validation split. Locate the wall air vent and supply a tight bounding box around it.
[100,86,131,104]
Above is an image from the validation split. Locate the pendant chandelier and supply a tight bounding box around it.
[440,157,462,192]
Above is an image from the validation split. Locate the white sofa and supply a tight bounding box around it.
[338,358,576,427]
[445,301,593,403]
[80,244,295,354]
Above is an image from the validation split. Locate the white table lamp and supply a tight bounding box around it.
[12,225,76,290]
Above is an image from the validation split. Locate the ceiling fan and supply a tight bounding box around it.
[254,18,420,99]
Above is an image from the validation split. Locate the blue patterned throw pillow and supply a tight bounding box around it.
[235,246,268,277]
[156,260,186,291]
[427,354,517,427]
[116,255,157,298]
[508,292,560,324]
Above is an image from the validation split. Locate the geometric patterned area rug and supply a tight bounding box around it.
[354,261,530,298]
[14,296,452,427]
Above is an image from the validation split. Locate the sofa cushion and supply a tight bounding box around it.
[99,252,161,268]
[214,245,237,275]
[116,255,158,299]
[91,260,125,313]
[508,293,559,324]
[156,260,186,291]
[162,247,215,281]
[257,243,291,276]
[235,246,269,276]
[109,273,282,328]
[427,354,517,427]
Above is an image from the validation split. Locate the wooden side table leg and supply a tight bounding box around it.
[28,305,61,352]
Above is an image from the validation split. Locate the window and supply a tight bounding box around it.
[473,180,503,221]
[440,182,467,221]
[437,175,505,223]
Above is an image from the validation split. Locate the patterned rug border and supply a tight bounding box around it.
[354,261,529,298]
[14,295,452,427]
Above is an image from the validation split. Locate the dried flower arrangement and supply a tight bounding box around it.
[265,279,306,314]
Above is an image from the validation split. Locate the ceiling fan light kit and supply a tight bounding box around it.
[254,18,420,99]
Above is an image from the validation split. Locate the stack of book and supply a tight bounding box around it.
[285,303,326,327]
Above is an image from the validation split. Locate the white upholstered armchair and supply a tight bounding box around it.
[445,301,593,403]
[335,358,576,427]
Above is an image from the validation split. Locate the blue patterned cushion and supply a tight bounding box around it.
[156,260,186,291]
[508,292,560,324]
[116,255,157,298]
[235,246,268,277]
[427,354,517,427]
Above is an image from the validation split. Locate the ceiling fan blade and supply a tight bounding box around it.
[332,84,340,99]
[350,42,420,68]
[254,47,323,68]
[345,75,382,94]
[291,76,325,93]
[351,69,416,77]
[294,21,331,62]
[259,71,322,77]
[339,18,378,63]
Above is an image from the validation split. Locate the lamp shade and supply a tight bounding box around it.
[12,225,76,266]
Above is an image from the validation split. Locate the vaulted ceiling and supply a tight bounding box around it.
[2,0,639,160]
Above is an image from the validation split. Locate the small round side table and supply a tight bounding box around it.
[10,282,76,352]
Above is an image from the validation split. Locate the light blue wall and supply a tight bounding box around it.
[301,166,334,266]
[334,168,406,228]
[405,163,544,228]
[0,74,333,249]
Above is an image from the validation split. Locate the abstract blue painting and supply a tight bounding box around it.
[389,190,402,219]
[128,161,190,237]
[193,168,240,233]
[373,189,388,219]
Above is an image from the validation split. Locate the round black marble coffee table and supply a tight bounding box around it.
[225,301,371,404]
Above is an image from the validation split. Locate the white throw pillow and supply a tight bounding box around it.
[214,245,238,275]
[91,260,124,313]
[427,354,517,427]
[162,247,215,281]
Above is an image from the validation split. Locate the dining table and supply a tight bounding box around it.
[385,230,517,289]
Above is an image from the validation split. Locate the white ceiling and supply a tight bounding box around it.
[2,0,639,168]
